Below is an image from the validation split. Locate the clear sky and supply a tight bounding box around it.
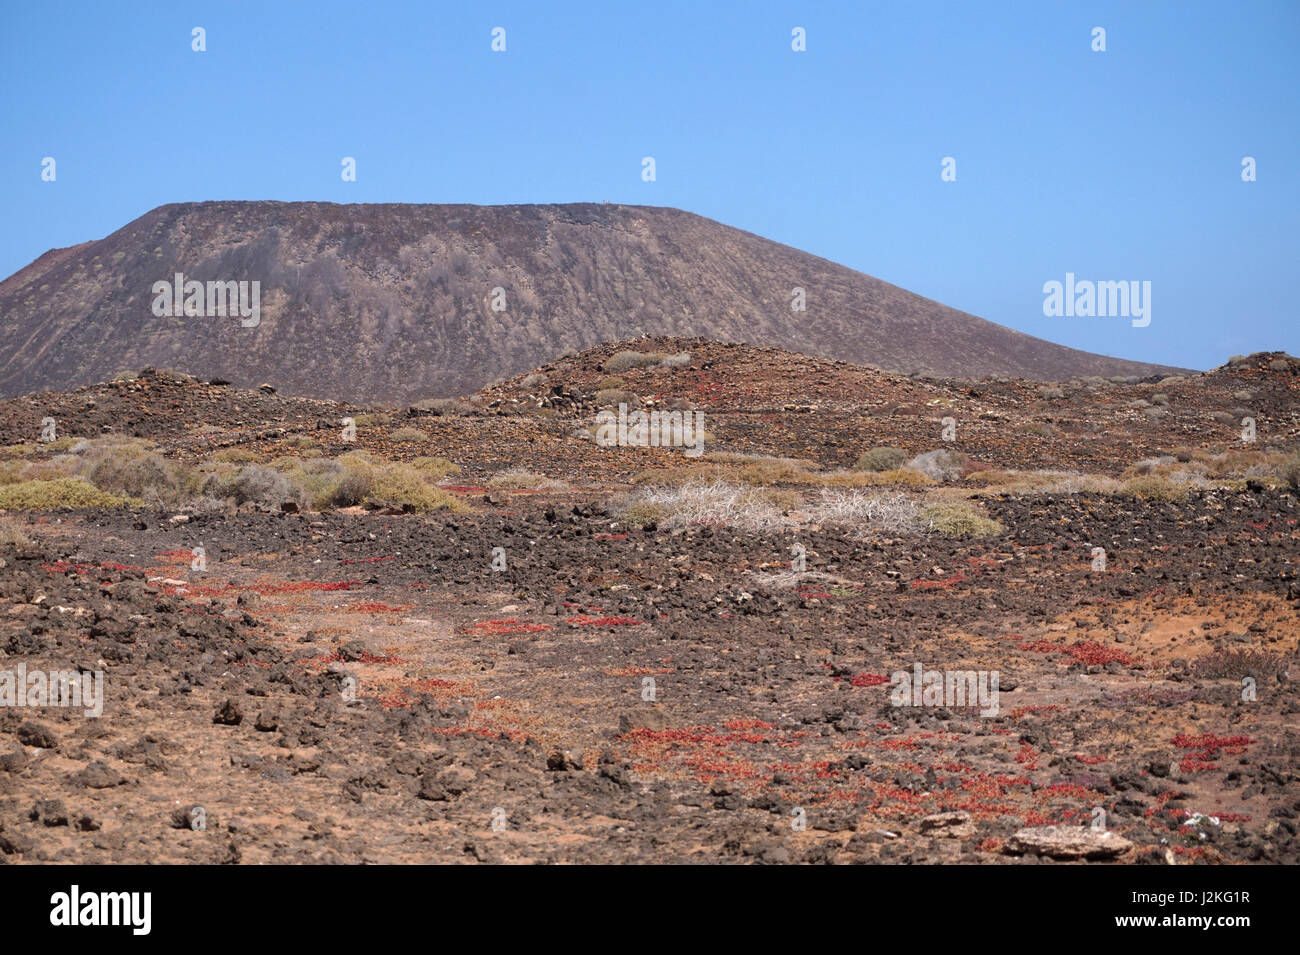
[1,0,1296,371]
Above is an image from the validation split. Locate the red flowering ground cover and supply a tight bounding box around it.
[850,673,891,687]
[1017,638,1141,667]
[1171,733,1253,772]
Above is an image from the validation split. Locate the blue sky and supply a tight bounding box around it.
[2,0,1296,370]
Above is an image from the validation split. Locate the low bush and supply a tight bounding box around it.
[907,448,970,482]
[602,351,667,373]
[820,468,934,488]
[410,398,474,416]
[919,501,1004,537]
[212,447,267,464]
[0,516,33,547]
[1190,649,1287,681]
[594,388,641,408]
[287,452,466,513]
[486,469,565,490]
[78,441,200,505]
[854,447,908,472]
[0,478,142,510]
[1121,475,1189,502]
[809,490,921,535]
[620,481,793,533]
[1281,452,1300,490]
[204,465,306,508]
[410,456,460,481]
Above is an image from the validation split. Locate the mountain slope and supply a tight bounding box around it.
[0,201,1186,403]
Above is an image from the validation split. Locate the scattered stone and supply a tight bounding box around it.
[1005,825,1132,860]
[70,761,126,789]
[213,699,243,726]
[16,722,58,749]
[30,799,69,826]
[920,811,975,838]
[618,709,667,734]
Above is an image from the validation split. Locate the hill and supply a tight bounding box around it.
[0,201,1187,403]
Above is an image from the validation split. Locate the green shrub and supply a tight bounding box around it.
[1121,475,1189,502]
[919,501,1003,537]
[1281,452,1300,491]
[821,468,935,488]
[622,500,667,527]
[0,479,142,510]
[487,469,559,489]
[854,447,908,472]
[594,388,641,408]
[212,447,267,464]
[204,465,306,507]
[370,464,468,512]
[79,444,199,504]
[410,456,460,480]
[390,426,428,443]
[736,459,817,485]
[291,453,467,512]
[601,351,666,373]
[320,454,376,507]
[272,458,350,510]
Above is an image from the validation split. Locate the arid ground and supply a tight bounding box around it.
[0,339,1296,864]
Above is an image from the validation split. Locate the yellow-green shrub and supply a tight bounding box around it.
[920,501,1003,537]
[1121,476,1190,502]
[0,479,142,510]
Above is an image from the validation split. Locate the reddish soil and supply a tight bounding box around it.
[0,342,1296,864]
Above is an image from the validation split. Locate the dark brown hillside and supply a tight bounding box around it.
[0,201,1186,403]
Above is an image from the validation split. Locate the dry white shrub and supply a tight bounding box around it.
[807,489,921,536]
[628,481,794,533]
